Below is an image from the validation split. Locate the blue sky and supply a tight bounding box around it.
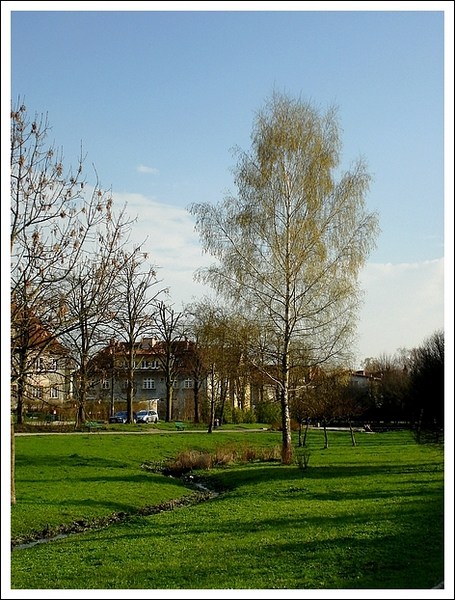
[4,1,452,366]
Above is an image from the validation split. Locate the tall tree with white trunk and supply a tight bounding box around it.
[190,92,379,463]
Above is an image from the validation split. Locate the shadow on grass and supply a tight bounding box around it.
[19,471,186,487]
[12,454,444,589]
[207,462,443,490]
[64,486,443,589]
[249,527,444,589]
[15,453,128,469]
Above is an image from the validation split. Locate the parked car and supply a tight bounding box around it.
[109,411,137,424]
[136,409,159,424]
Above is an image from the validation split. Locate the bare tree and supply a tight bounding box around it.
[185,300,233,432]
[190,92,379,463]
[10,101,131,502]
[59,209,133,427]
[10,101,118,424]
[153,301,186,422]
[112,252,162,423]
[186,330,207,424]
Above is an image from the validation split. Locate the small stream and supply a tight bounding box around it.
[12,475,220,551]
[13,533,70,551]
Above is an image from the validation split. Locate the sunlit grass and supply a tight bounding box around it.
[11,429,444,589]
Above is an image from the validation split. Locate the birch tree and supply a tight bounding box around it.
[190,93,379,463]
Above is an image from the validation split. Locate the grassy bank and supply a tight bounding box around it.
[10,429,444,589]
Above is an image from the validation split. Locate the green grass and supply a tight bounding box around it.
[11,429,279,539]
[10,429,444,589]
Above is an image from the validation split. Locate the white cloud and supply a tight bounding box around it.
[113,191,214,308]
[356,259,445,362]
[136,164,159,175]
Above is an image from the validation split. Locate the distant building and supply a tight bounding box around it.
[89,337,206,420]
[11,308,74,416]
[349,369,382,390]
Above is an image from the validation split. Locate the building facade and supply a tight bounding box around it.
[89,337,206,421]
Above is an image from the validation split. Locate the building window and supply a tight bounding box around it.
[32,386,43,398]
[183,378,193,389]
[50,358,58,371]
[102,380,110,389]
[36,357,45,372]
[50,387,59,399]
[140,359,159,369]
[171,379,179,388]
[143,378,155,390]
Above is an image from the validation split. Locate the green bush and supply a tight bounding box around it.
[255,401,280,424]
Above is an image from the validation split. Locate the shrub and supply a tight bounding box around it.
[242,409,256,424]
[255,401,281,424]
[212,446,237,466]
[158,443,281,477]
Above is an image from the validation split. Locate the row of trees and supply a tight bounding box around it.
[12,93,442,478]
[361,330,444,434]
[10,101,171,427]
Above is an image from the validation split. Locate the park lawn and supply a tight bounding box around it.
[10,429,444,589]
[11,429,281,540]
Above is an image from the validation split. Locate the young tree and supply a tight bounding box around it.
[153,301,186,422]
[59,209,132,427]
[305,369,348,449]
[185,300,231,431]
[190,92,379,463]
[112,252,162,423]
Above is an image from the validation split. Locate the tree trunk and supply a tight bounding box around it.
[76,401,86,428]
[193,380,200,423]
[11,417,16,505]
[219,379,227,425]
[280,386,293,464]
[302,419,310,447]
[126,350,135,423]
[348,419,356,447]
[75,367,87,428]
[14,348,28,425]
[280,313,293,464]
[166,382,173,422]
[127,376,134,422]
[75,375,86,428]
[323,421,329,449]
[16,374,25,426]
[207,367,215,433]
